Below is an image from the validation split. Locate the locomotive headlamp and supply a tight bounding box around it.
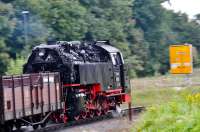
[39,52,44,56]
[39,50,45,56]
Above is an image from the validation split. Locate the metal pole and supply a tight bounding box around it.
[22,11,29,46]
[128,102,132,121]
[128,75,132,121]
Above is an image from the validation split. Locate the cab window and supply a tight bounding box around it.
[111,53,122,66]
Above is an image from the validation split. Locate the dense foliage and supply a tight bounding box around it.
[1,0,200,76]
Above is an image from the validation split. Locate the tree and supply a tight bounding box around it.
[133,0,177,75]
[0,2,15,74]
[42,0,88,40]
[80,0,146,76]
[6,56,26,75]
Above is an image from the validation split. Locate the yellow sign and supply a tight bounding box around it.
[169,44,193,74]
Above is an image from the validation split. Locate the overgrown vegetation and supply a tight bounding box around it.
[131,69,200,106]
[133,87,200,131]
[1,0,200,76]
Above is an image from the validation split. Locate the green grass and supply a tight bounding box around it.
[132,87,180,106]
[132,87,200,132]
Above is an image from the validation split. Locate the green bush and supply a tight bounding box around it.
[133,89,200,132]
[6,56,26,75]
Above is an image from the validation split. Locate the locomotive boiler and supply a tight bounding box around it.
[0,41,130,131]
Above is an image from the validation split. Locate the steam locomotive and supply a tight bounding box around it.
[0,41,130,131]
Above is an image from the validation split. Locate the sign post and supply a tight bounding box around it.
[169,44,193,86]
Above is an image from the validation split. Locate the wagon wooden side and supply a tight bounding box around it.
[0,72,62,122]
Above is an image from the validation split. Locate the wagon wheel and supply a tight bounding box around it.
[4,123,13,132]
[5,126,12,132]
[33,124,39,130]
[40,122,47,128]
[40,114,47,128]
[0,126,5,132]
[32,116,40,130]
[15,122,21,130]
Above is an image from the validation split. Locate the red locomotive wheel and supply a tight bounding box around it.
[62,114,68,123]
[102,100,109,114]
[81,112,87,119]
[96,109,102,116]
[52,114,58,123]
[74,115,80,121]
[103,108,109,114]
[95,102,102,116]
[89,110,95,118]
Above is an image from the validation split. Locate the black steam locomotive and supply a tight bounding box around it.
[0,41,130,131]
[24,41,125,87]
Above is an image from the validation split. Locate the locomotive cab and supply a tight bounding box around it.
[110,52,125,88]
[95,42,126,91]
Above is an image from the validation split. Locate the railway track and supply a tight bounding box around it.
[15,106,145,132]
[123,106,145,113]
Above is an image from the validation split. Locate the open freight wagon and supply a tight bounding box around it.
[0,72,62,130]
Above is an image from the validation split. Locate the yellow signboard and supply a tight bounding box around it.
[169,44,193,74]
